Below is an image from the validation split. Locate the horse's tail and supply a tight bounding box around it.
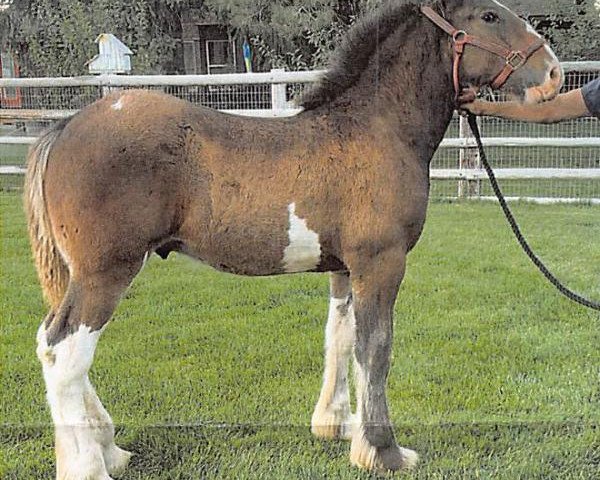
[24,118,72,310]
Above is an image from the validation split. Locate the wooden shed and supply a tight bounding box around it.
[181,9,246,75]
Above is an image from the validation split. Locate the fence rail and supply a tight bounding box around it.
[1,64,599,202]
[0,70,326,88]
[0,62,597,89]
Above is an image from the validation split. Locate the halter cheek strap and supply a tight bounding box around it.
[421,6,546,99]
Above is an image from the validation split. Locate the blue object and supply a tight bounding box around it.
[243,39,252,73]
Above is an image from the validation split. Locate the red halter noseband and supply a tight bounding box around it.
[421,5,546,100]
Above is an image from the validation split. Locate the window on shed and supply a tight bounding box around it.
[206,39,237,74]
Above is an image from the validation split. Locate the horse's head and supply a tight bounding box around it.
[432,0,563,103]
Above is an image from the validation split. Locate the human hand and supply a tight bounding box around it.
[457,88,494,116]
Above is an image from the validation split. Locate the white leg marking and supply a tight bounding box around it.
[37,323,125,479]
[324,297,354,407]
[312,295,357,439]
[111,97,124,111]
[283,203,322,273]
[351,355,418,471]
[139,251,150,273]
[83,380,132,476]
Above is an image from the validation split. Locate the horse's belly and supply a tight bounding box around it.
[196,203,333,276]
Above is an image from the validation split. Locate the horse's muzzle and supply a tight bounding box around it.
[524,63,564,104]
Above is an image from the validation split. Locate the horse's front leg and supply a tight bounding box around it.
[311,272,356,440]
[348,247,418,472]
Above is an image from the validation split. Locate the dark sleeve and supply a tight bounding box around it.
[582,78,600,117]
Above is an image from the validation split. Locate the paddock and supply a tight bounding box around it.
[1,51,599,478]
[1,189,598,478]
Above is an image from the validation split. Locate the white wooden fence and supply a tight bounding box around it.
[1,64,599,203]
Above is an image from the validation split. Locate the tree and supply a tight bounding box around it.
[0,0,367,75]
[1,0,598,77]
[535,0,599,60]
[197,0,365,71]
[506,0,600,60]
[0,0,191,76]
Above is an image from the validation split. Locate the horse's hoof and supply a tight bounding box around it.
[57,463,113,480]
[311,407,356,440]
[104,446,132,477]
[350,434,418,472]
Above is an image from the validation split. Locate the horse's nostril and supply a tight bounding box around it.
[549,65,562,82]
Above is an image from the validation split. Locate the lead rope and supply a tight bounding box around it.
[466,113,600,312]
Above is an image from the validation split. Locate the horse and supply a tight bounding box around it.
[25,0,563,477]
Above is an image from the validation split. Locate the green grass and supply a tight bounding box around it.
[1,192,599,479]
[0,144,28,167]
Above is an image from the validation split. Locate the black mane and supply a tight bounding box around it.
[299,0,431,110]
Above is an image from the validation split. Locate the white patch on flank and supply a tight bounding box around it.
[37,324,112,478]
[283,202,321,273]
[111,97,124,110]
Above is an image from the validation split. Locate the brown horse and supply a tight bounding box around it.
[26,1,563,477]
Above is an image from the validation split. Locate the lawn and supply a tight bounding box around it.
[1,192,599,479]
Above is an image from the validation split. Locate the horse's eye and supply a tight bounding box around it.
[481,11,499,23]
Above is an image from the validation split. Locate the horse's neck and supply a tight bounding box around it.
[324,20,455,158]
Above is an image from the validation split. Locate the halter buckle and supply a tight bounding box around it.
[452,30,467,44]
[506,51,526,70]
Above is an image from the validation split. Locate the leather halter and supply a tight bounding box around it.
[421,5,546,100]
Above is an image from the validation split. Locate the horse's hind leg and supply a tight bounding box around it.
[311,272,356,440]
[81,377,132,477]
[37,263,140,480]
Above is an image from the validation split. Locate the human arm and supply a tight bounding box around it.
[461,88,590,124]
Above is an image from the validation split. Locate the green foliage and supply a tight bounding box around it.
[0,0,189,76]
[0,0,366,75]
[0,0,598,76]
[527,0,600,60]
[203,0,364,71]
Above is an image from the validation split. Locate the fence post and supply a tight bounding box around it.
[458,114,481,198]
[271,68,287,113]
[99,74,111,98]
